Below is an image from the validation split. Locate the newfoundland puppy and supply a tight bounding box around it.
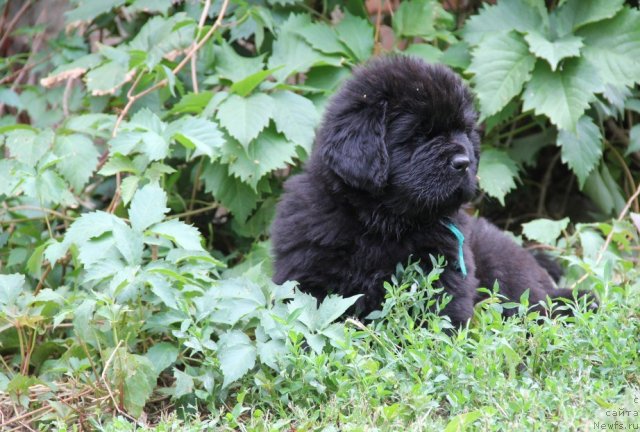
[271,56,592,326]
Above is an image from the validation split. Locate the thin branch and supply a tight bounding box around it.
[4,205,75,221]
[0,0,32,49]
[106,0,231,213]
[169,202,219,220]
[571,182,640,288]
[190,0,212,94]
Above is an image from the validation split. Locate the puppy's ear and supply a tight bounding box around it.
[320,101,388,192]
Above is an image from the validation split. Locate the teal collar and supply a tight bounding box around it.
[440,219,467,278]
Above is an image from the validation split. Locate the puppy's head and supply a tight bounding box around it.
[316,55,479,217]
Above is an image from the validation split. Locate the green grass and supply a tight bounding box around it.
[50,260,640,432]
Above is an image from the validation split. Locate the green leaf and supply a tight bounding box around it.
[393,0,438,39]
[557,116,602,188]
[335,13,374,62]
[404,44,443,64]
[64,211,122,246]
[113,223,143,265]
[627,124,640,156]
[522,217,570,245]
[145,342,179,375]
[128,14,196,69]
[173,369,195,398]
[577,7,640,89]
[217,330,257,387]
[5,129,51,168]
[65,0,126,23]
[224,129,297,190]
[113,351,156,418]
[270,91,320,153]
[554,0,624,35]
[463,0,544,45]
[317,295,361,330]
[54,134,99,191]
[216,93,274,148]
[230,67,282,97]
[85,60,130,96]
[214,43,266,83]
[478,149,519,205]
[294,22,348,56]
[268,14,342,82]
[148,220,204,251]
[0,160,20,196]
[98,154,139,176]
[522,59,604,131]
[120,176,140,205]
[169,116,224,159]
[168,91,214,115]
[201,162,259,221]
[524,32,583,71]
[129,183,169,232]
[469,31,536,118]
[583,164,626,215]
[0,274,26,306]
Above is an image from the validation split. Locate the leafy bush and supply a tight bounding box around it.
[464,0,640,212]
[0,0,639,429]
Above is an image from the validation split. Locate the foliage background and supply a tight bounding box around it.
[0,0,639,430]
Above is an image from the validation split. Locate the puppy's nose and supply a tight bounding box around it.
[451,155,470,171]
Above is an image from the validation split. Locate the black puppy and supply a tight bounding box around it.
[271,56,591,326]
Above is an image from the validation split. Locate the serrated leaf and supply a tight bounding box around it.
[627,125,640,156]
[524,32,583,71]
[54,134,99,190]
[557,116,602,188]
[85,61,130,96]
[201,162,259,221]
[65,211,123,245]
[393,0,438,39]
[0,160,20,196]
[224,129,297,190]
[216,93,274,148]
[469,31,536,118]
[270,91,319,153]
[129,183,169,232]
[112,223,143,265]
[148,220,204,251]
[478,149,519,205]
[169,116,224,159]
[218,330,257,387]
[522,217,570,245]
[335,13,374,62]
[463,0,544,45]
[34,170,76,206]
[268,14,342,82]
[316,295,361,329]
[522,59,604,131]
[5,129,51,168]
[577,7,640,89]
[554,0,624,35]
[0,274,25,306]
[128,14,196,68]
[294,22,347,56]
[214,43,266,83]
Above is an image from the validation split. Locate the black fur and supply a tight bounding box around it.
[271,56,594,326]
